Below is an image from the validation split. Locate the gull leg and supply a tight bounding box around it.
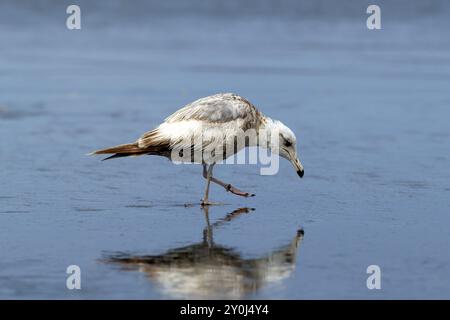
[202,165,254,197]
[211,176,255,197]
[201,164,214,206]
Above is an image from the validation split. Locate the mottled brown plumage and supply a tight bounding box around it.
[90,93,304,204]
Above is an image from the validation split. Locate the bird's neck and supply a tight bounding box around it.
[257,116,277,147]
[259,115,276,131]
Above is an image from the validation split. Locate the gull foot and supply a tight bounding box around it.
[225,184,255,197]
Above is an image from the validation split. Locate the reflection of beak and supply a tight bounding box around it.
[291,156,304,178]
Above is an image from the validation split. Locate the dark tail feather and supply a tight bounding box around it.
[89,142,146,160]
[90,142,141,155]
[101,153,135,161]
[90,137,171,161]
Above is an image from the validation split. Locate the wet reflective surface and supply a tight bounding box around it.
[106,207,303,299]
[1,1,450,299]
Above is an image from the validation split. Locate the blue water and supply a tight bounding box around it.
[1,0,449,299]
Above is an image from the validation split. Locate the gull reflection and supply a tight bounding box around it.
[106,207,304,299]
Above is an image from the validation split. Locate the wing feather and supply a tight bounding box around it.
[138,93,263,152]
[165,93,258,124]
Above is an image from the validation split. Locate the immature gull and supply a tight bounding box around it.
[90,93,304,205]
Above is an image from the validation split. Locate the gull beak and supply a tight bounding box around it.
[291,156,304,178]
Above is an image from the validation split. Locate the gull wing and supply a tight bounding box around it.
[164,93,259,124]
[138,93,262,150]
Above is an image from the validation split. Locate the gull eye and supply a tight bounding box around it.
[284,140,292,147]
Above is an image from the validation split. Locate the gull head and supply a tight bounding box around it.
[271,120,304,178]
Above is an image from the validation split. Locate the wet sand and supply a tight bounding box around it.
[1,1,450,299]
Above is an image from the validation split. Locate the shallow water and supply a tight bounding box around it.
[1,0,450,299]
